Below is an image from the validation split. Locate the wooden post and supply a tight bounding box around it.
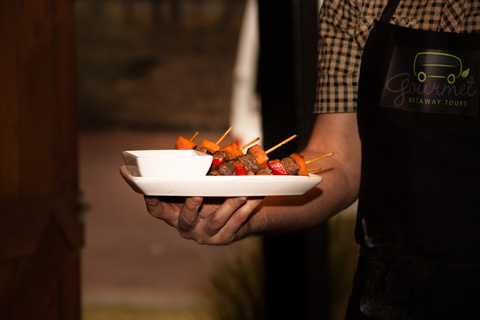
[0,0,82,319]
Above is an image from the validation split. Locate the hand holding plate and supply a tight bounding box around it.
[144,195,263,245]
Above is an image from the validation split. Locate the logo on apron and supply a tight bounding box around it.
[380,47,480,115]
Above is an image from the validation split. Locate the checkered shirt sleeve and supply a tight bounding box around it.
[314,0,480,114]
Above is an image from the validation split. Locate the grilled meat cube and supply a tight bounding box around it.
[281,157,300,175]
[255,167,273,175]
[213,150,233,161]
[217,161,236,176]
[237,153,261,173]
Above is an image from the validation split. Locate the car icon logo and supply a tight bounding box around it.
[413,52,470,84]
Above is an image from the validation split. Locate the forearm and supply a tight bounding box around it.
[245,113,361,236]
[246,154,359,235]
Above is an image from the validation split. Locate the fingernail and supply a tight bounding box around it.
[235,197,247,203]
[190,197,201,205]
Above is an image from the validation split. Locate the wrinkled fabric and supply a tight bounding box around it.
[315,0,480,113]
[346,245,480,319]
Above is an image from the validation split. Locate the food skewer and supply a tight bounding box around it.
[271,152,332,176]
[305,152,334,164]
[175,131,306,176]
[240,137,260,150]
[219,143,243,158]
[265,134,298,154]
[211,136,272,176]
[174,132,199,150]
[207,132,328,176]
[216,126,233,145]
[210,137,260,170]
[209,133,256,161]
[199,139,221,153]
[239,134,297,175]
[289,153,308,176]
[174,135,197,150]
[190,132,199,141]
[196,127,234,154]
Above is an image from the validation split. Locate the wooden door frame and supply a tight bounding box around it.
[0,0,82,319]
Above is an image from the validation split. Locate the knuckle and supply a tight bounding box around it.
[178,230,194,241]
[232,211,249,224]
[145,204,162,218]
[209,216,225,230]
[215,235,235,246]
[204,218,224,236]
[195,238,209,245]
[178,217,194,231]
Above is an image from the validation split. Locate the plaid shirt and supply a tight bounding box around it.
[314,0,480,113]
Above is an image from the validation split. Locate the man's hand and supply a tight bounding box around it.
[144,195,263,245]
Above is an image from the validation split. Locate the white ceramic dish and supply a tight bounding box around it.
[122,150,213,177]
[120,165,323,197]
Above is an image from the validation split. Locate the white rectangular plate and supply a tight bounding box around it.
[120,165,323,197]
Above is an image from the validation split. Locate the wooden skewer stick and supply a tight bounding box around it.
[308,167,322,172]
[305,152,334,164]
[240,137,260,150]
[265,134,298,154]
[216,126,233,145]
[190,132,199,141]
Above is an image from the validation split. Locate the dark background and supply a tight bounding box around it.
[76,1,359,319]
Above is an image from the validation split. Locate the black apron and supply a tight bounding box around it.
[348,0,480,318]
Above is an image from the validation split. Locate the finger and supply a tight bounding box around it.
[178,196,203,231]
[144,196,164,218]
[145,196,186,228]
[201,197,248,238]
[200,197,263,245]
[222,197,263,242]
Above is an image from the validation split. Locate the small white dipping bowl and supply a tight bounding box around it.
[122,150,213,177]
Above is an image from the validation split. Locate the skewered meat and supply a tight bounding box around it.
[219,143,243,158]
[256,167,273,175]
[281,157,300,175]
[217,161,236,176]
[173,132,326,176]
[247,145,269,168]
[290,153,308,176]
[237,153,261,173]
[212,150,232,166]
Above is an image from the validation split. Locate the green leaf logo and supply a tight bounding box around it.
[462,68,470,78]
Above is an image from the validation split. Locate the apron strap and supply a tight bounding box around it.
[380,0,402,22]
